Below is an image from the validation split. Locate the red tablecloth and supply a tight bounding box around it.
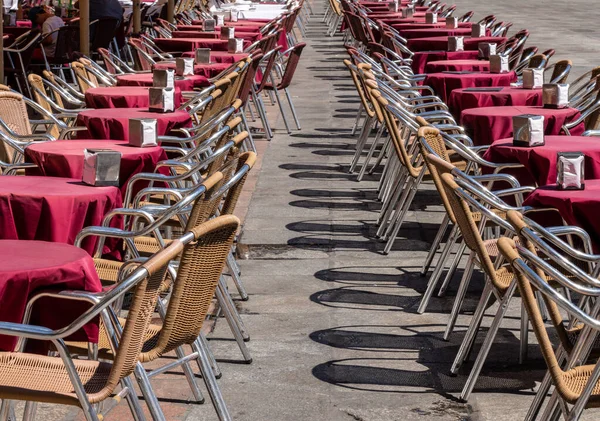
[0,176,121,255]
[180,51,249,63]
[0,240,102,351]
[483,136,600,187]
[84,86,183,109]
[407,36,507,52]
[177,23,263,32]
[411,50,479,74]
[448,86,542,118]
[25,140,167,195]
[153,37,251,52]
[76,108,191,141]
[461,106,584,146]
[116,73,209,91]
[171,30,262,42]
[153,61,231,79]
[392,22,472,31]
[398,27,482,39]
[424,71,517,103]
[425,59,490,73]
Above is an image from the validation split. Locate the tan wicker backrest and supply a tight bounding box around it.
[183,171,225,233]
[78,58,100,87]
[343,59,375,119]
[72,61,96,93]
[42,70,66,109]
[28,74,60,139]
[527,54,547,69]
[204,126,245,178]
[0,91,32,163]
[585,76,600,131]
[364,78,385,124]
[551,59,572,84]
[141,215,240,359]
[221,151,257,216]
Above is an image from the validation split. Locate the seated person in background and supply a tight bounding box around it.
[28,6,64,59]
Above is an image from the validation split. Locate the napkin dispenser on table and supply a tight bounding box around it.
[401,6,414,18]
[489,54,509,73]
[202,18,215,32]
[152,69,175,89]
[220,26,235,40]
[478,42,496,59]
[82,149,121,187]
[543,83,569,109]
[425,12,437,24]
[446,17,458,29]
[512,114,545,147]
[557,152,585,190]
[522,68,544,89]
[230,10,239,22]
[175,57,195,76]
[388,1,398,12]
[148,88,175,113]
[471,23,486,38]
[213,14,224,26]
[195,48,211,64]
[129,118,158,148]
[448,36,464,52]
[228,38,244,53]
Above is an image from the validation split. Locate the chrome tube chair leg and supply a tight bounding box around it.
[0,400,15,421]
[227,253,249,301]
[134,363,167,421]
[199,332,222,379]
[421,214,451,276]
[218,277,250,340]
[351,103,364,136]
[121,376,148,421]
[216,279,253,363]
[357,126,385,181]
[520,302,529,364]
[437,241,468,298]
[349,115,374,173]
[22,402,37,421]
[272,84,292,134]
[252,89,273,140]
[368,136,391,176]
[175,345,206,403]
[283,87,301,130]
[239,109,257,153]
[443,252,476,340]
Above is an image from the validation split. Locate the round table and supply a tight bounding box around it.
[153,61,232,79]
[0,240,102,351]
[398,27,479,39]
[0,176,122,255]
[84,86,183,109]
[411,50,479,74]
[177,23,264,32]
[423,71,517,103]
[76,108,192,141]
[153,37,251,53]
[180,50,249,63]
[425,59,490,73]
[461,105,583,146]
[392,22,472,31]
[448,86,543,118]
[116,73,209,91]
[24,140,167,195]
[407,36,507,52]
[171,30,262,42]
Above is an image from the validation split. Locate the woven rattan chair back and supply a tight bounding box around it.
[550,59,572,84]
[42,70,67,109]
[343,58,375,119]
[0,91,31,163]
[27,74,60,139]
[221,151,257,216]
[71,61,96,93]
[527,54,547,69]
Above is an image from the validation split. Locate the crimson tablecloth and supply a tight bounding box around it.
[448,86,542,118]
[177,23,263,32]
[407,36,507,52]
[25,140,167,195]
[0,176,121,255]
[153,61,232,79]
[76,108,192,141]
[391,22,472,31]
[180,51,249,63]
[424,71,517,103]
[0,240,102,351]
[425,59,490,73]
[116,73,209,91]
[84,86,183,109]
[171,30,262,42]
[461,105,584,146]
[398,27,482,39]
[411,50,479,74]
[153,37,251,52]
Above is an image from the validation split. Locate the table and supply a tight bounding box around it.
[171,30,262,43]
[424,71,517,103]
[84,86,183,109]
[398,27,480,39]
[116,73,209,91]
[153,61,232,79]
[177,23,264,32]
[448,86,543,118]
[236,3,287,20]
[0,176,121,255]
[425,59,490,73]
[76,108,191,141]
[411,50,479,74]
[25,140,167,195]
[0,240,102,352]
[153,37,251,53]
[483,136,600,187]
[407,36,507,52]
[392,22,473,31]
[461,106,583,146]
[180,51,249,63]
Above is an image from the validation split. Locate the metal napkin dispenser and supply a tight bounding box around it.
[471,23,486,38]
[448,36,464,52]
[522,68,544,89]
[220,26,235,40]
[513,114,545,147]
[129,118,158,147]
[175,57,195,76]
[152,69,175,89]
[478,42,496,59]
[446,17,458,29]
[202,18,215,32]
[401,6,414,18]
[388,1,398,12]
[489,54,509,73]
[149,88,175,113]
[195,48,211,64]
[82,149,121,187]
[425,12,437,24]
[228,38,244,54]
[213,14,225,26]
[543,83,569,109]
[230,10,239,22]
[557,152,585,190]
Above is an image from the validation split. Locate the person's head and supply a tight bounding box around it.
[28,6,52,26]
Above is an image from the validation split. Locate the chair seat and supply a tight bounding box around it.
[0,352,111,406]
[559,365,600,406]
[93,258,124,284]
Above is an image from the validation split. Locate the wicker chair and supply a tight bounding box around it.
[547,59,573,84]
[71,61,98,93]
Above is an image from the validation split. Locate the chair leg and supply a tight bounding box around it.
[520,301,529,364]
[351,103,363,136]
[22,402,37,421]
[283,87,301,130]
[349,115,374,174]
[175,345,205,404]
[134,363,167,421]
[421,215,450,276]
[121,376,147,421]
[227,253,249,301]
[357,126,385,182]
[443,252,476,340]
[239,109,257,153]
[272,85,291,134]
[215,280,253,363]
[437,240,468,297]
[199,332,222,379]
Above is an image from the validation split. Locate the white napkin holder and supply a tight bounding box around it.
[471,23,486,38]
[129,118,158,147]
[229,9,239,22]
[425,12,437,24]
[448,36,464,52]
[220,26,235,40]
[228,38,244,53]
[148,88,175,113]
[152,69,175,89]
[543,83,569,109]
[446,17,458,29]
[521,68,544,89]
[478,42,496,59]
[175,57,195,76]
[513,114,545,147]
[489,54,509,73]
[401,6,414,18]
[82,149,121,186]
[214,14,225,26]
[202,18,215,32]
[388,1,398,12]
[195,48,211,64]
[557,152,585,190]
